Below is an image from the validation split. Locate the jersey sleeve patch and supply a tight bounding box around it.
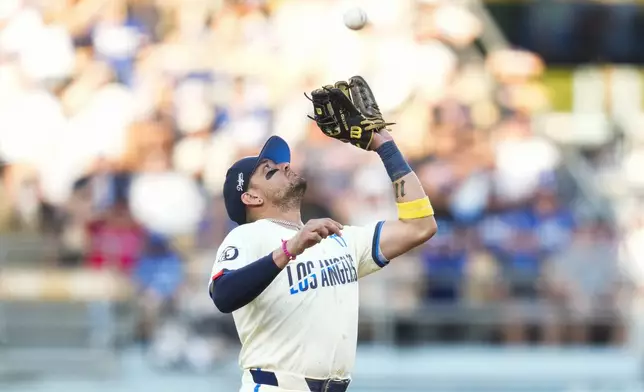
[217,246,240,262]
[209,226,259,290]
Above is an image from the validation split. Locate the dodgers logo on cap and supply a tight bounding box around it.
[236,173,244,192]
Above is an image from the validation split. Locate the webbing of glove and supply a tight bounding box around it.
[348,76,395,129]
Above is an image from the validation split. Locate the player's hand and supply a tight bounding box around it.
[287,218,344,256]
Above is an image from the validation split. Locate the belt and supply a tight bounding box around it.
[245,369,351,392]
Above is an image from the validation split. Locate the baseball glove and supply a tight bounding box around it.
[306,76,394,150]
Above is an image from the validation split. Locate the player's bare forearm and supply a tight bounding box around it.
[371,130,437,260]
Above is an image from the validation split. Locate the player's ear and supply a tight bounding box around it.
[241,191,263,207]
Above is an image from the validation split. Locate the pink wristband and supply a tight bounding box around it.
[281,239,296,260]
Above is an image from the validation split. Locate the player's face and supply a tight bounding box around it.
[249,159,307,207]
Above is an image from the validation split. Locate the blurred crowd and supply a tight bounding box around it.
[0,0,641,370]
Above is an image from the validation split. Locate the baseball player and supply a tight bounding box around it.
[209,76,437,392]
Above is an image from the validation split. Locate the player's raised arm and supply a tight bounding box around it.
[308,76,437,262]
[369,129,437,260]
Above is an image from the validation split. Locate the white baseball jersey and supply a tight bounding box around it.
[209,219,388,379]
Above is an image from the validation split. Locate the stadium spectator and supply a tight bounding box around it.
[545,220,622,345]
[85,198,145,273]
[421,219,468,304]
[133,232,184,344]
[483,207,545,343]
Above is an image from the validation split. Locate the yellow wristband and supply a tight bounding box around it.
[397,196,434,220]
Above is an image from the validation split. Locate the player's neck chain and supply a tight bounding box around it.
[268,219,303,231]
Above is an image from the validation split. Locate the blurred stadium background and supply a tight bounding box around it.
[2,0,644,391]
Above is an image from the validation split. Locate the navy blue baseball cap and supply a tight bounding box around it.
[223,136,291,225]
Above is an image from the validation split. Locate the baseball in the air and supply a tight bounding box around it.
[343,7,368,31]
